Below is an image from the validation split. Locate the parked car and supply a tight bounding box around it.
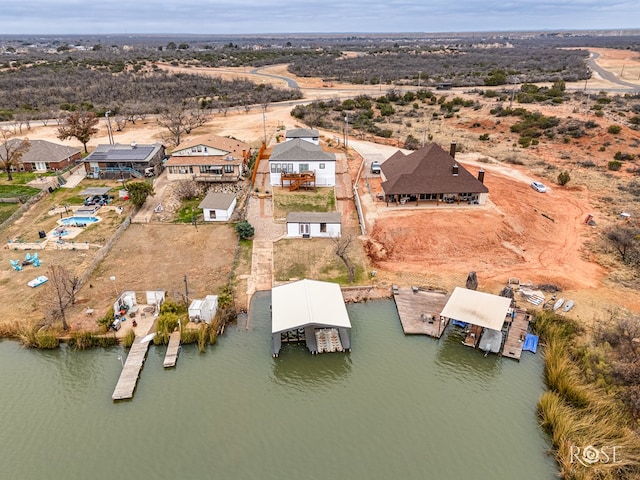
[531,181,547,193]
[371,161,381,174]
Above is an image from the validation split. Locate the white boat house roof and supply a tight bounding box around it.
[271,279,352,356]
[440,287,511,331]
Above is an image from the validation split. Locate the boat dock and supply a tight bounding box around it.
[393,286,450,338]
[163,331,181,368]
[501,310,531,361]
[112,338,152,400]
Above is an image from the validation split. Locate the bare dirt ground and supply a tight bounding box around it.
[3,47,640,331]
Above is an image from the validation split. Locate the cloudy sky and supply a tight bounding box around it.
[1,1,638,35]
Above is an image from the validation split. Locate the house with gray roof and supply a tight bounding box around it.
[269,138,336,187]
[286,211,341,238]
[381,143,488,206]
[83,142,165,179]
[3,139,81,173]
[285,128,319,145]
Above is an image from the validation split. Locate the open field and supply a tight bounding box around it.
[1,46,640,332]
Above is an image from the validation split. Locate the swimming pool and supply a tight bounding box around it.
[60,216,100,227]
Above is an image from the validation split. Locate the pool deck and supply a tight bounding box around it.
[393,287,450,338]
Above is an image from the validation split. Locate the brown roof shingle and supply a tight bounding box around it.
[381,143,488,196]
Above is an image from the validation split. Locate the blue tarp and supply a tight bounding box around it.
[452,320,467,328]
[523,334,539,353]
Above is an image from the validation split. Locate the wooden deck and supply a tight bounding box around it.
[112,338,151,400]
[501,310,530,361]
[462,324,483,348]
[393,287,450,338]
[163,331,181,368]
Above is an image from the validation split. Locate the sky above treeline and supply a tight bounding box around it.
[1,0,638,35]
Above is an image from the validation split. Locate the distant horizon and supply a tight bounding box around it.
[1,1,638,37]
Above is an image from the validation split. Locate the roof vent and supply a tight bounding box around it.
[131,141,137,148]
[452,163,459,176]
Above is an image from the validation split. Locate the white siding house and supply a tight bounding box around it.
[286,212,342,238]
[198,192,236,222]
[285,128,320,145]
[269,138,336,187]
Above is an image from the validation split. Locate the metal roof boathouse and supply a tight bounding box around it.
[271,279,352,357]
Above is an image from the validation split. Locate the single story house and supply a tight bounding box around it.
[286,211,342,238]
[269,138,336,187]
[2,139,81,173]
[271,279,352,357]
[381,142,488,206]
[198,192,237,222]
[165,134,250,182]
[285,128,319,145]
[84,142,165,179]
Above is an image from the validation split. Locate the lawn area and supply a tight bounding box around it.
[0,184,41,199]
[272,187,336,219]
[0,202,19,224]
[273,237,370,284]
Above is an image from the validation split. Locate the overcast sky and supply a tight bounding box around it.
[1,1,638,35]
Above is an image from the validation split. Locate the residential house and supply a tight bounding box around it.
[285,128,319,145]
[83,142,165,179]
[269,138,336,187]
[198,191,237,222]
[165,134,250,183]
[2,139,81,173]
[286,211,341,238]
[381,143,488,205]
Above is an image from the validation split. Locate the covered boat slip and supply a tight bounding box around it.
[271,279,352,357]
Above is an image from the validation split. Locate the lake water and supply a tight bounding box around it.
[0,294,557,479]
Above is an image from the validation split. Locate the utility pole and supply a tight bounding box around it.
[344,114,349,150]
[183,275,189,305]
[105,111,114,145]
[418,70,422,89]
[262,106,267,146]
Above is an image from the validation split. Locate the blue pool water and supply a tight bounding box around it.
[60,216,99,226]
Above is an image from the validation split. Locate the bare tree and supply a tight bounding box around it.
[57,110,99,153]
[332,234,356,283]
[606,226,639,263]
[46,265,80,331]
[157,106,209,146]
[113,115,127,131]
[0,129,31,181]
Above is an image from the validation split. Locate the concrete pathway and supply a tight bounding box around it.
[131,171,171,223]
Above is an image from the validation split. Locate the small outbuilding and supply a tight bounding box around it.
[286,211,341,238]
[272,279,352,357]
[188,295,219,324]
[198,192,237,222]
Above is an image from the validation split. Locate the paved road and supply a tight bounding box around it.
[585,52,640,91]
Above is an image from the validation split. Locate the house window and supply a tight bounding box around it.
[191,147,197,153]
[224,165,234,173]
[320,223,327,233]
[288,163,293,173]
[271,163,277,173]
[197,146,202,152]
[299,163,309,172]
[319,163,325,169]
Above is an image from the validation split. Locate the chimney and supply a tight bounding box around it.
[452,163,459,176]
[130,141,137,149]
[449,142,456,159]
[478,169,485,183]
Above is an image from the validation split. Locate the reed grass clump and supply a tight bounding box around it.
[68,331,119,350]
[534,310,640,479]
[16,322,60,349]
[122,329,135,348]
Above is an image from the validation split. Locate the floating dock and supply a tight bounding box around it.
[393,287,450,338]
[163,331,181,368]
[112,338,151,400]
[501,310,531,361]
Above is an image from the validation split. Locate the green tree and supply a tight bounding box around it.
[235,220,254,240]
[126,181,154,208]
[557,171,571,186]
[57,110,99,153]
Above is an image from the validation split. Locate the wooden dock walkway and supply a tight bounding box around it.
[112,338,152,400]
[501,310,530,361]
[163,331,181,368]
[393,287,450,338]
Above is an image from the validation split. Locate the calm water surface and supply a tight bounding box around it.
[0,294,557,479]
